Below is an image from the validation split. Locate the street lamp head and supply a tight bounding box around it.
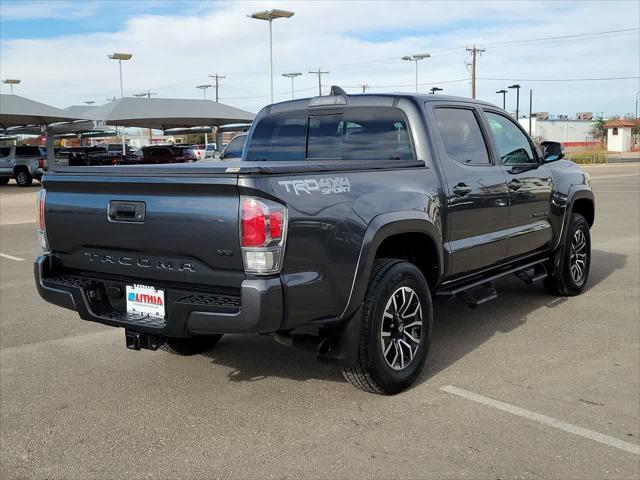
[403,54,430,61]
[430,87,443,94]
[108,53,132,61]
[282,72,303,78]
[2,79,21,85]
[496,89,508,94]
[196,84,212,89]
[248,9,294,21]
[508,84,521,89]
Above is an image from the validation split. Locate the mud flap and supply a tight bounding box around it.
[317,306,363,367]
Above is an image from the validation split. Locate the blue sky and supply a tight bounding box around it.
[0,1,214,39]
[1,0,638,117]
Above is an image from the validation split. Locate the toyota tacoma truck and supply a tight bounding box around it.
[34,89,594,394]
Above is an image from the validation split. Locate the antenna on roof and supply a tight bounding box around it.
[330,85,347,96]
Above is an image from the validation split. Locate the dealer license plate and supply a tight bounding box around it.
[126,284,166,318]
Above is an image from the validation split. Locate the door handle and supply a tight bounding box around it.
[452,183,472,196]
[508,179,522,191]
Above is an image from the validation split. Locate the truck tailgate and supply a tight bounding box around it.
[43,174,244,289]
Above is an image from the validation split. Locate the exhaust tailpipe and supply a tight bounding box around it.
[272,333,332,355]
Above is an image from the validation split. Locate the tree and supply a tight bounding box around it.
[589,115,608,143]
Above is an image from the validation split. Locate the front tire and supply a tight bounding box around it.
[14,169,33,187]
[343,259,433,395]
[545,213,591,296]
[160,335,223,356]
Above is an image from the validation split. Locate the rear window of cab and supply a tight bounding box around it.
[245,107,414,161]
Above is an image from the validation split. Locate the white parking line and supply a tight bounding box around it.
[0,253,25,262]
[440,385,640,456]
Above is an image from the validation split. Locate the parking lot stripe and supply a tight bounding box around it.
[440,385,640,456]
[0,253,25,262]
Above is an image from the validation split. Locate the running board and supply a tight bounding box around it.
[436,257,549,308]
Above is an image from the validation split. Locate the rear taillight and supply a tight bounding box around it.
[240,196,287,275]
[36,189,50,254]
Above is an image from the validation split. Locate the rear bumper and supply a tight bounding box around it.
[34,255,283,336]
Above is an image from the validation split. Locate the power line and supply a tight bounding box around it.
[478,76,640,82]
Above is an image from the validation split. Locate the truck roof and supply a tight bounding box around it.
[267,91,500,114]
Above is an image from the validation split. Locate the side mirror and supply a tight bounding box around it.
[541,141,564,162]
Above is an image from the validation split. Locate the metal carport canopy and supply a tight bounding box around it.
[0,94,82,129]
[84,97,255,130]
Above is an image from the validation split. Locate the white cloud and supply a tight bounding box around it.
[1,0,638,117]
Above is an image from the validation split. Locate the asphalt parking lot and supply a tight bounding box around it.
[1,164,639,479]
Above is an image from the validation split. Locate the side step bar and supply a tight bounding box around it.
[436,258,548,308]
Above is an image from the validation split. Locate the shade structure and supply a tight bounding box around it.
[0,94,83,128]
[84,97,255,130]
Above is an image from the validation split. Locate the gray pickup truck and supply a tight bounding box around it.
[35,90,594,394]
[0,145,45,186]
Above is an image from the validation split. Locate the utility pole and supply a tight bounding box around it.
[466,45,485,99]
[309,68,329,96]
[528,89,533,135]
[208,74,225,102]
[360,84,369,93]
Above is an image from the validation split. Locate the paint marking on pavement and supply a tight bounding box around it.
[0,253,25,262]
[440,385,640,456]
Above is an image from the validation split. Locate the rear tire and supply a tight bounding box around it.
[544,213,591,296]
[342,258,433,395]
[160,335,223,356]
[14,169,33,187]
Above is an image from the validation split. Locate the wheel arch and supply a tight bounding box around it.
[340,211,443,320]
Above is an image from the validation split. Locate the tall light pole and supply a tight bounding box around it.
[401,54,430,93]
[496,89,507,109]
[508,84,521,119]
[635,91,639,120]
[108,53,132,153]
[196,85,213,146]
[2,79,20,94]
[281,72,302,99]
[248,9,295,104]
[108,53,132,98]
[196,84,212,100]
[430,87,443,94]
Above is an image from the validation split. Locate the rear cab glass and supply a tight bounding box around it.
[245,107,414,161]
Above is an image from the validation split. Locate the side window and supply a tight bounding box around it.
[485,112,535,165]
[433,108,490,165]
